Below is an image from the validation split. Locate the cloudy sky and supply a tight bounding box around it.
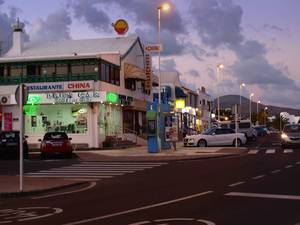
[1,0,299,109]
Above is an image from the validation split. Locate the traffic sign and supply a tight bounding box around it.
[145,44,162,52]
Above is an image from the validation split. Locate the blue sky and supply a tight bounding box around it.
[1,0,299,109]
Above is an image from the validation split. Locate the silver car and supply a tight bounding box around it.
[281,124,300,148]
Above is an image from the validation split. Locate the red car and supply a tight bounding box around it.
[39,132,73,159]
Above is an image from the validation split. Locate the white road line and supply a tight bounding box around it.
[63,190,214,225]
[32,182,97,200]
[248,150,259,154]
[69,165,158,168]
[266,149,276,154]
[285,165,293,169]
[27,172,125,176]
[228,181,245,187]
[296,161,300,165]
[225,192,300,200]
[252,175,265,180]
[80,162,168,165]
[47,169,136,172]
[25,175,113,178]
[284,149,293,153]
[271,169,282,174]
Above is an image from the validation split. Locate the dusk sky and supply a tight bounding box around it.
[0,0,299,109]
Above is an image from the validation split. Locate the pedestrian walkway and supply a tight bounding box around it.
[247,149,296,155]
[25,162,168,181]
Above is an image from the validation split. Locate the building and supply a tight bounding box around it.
[0,20,152,148]
[197,87,212,132]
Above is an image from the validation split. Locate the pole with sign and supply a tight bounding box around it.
[19,84,24,192]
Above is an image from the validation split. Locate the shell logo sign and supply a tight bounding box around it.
[112,19,129,35]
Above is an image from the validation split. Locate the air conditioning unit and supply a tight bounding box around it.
[0,95,11,105]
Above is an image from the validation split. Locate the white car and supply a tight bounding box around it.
[184,127,247,147]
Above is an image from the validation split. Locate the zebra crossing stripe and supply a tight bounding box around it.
[248,150,259,154]
[284,149,293,153]
[266,149,276,154]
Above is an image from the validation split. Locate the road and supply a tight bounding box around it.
[1,133,300,225]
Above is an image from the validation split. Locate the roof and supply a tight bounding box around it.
[0,36,141,62]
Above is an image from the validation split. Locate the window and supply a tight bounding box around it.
[0,66,4,77]
[42,65,56,75]
[84,64,98,74]
[114,68,120,86]
[56,64,68,75]
[109,66,114,84]
[202,99,206,106]
[27,65,36,75]
[71,64,84,74]
[125,79,136,90]
[11,66,23,76]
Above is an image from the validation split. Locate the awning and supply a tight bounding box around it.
[124,63,146,80]
[175,86,187,98]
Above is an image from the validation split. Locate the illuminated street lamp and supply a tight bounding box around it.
[256,100,261,125]
[217,64,224,121]
[157,2,171,151]
[239,83,245,119]
[249,93,254,124]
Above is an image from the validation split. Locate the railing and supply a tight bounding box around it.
[123,128,138,144]
[0,73,99,85]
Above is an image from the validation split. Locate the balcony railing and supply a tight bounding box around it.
[0,73,99,85]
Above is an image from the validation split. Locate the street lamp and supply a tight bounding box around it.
[239,83,245,120]
[157,2,170,151]
[264,107,268,126]
[279,112,283,132]
[249,93,254,124]
[256,100,261,125]
[217,64,224,121]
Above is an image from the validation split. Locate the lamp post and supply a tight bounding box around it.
[239,83,245,120]
[249,93,254,124]
[279,112,283,132]
[157,3,170,151]
[264,107,268,126]
[217,64,224,121]
[256,100,261,125]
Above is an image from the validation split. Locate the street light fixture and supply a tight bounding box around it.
[249,93,254,124]
[217,64,224,121]
[256,100,261,125]
[239,83,245,120]
[157,2,171,151]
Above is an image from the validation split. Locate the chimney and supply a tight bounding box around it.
[11,18,25,55]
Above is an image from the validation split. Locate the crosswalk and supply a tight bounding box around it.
[247,149,297,155]
[25,162,168,181]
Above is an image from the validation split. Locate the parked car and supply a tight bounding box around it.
[281,124,300,148]
[39,132,73,159]
[254,126,268,136]
[219,120,257,140]
[0,131,29,159]
[184,127,247,147]
[268,127,279,134]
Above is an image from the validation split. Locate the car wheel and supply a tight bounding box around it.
[233,139,242,147]
[197,139,207,147]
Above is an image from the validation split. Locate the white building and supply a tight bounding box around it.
[0,20,152,148]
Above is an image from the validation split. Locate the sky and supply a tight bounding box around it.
[0,0,299,109]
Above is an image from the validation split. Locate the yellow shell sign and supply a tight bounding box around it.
[113,19,129,35]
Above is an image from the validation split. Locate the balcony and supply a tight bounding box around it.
[0,73,99,85]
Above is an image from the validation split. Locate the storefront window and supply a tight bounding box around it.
[25,104,88,135]
[99,104,122,136]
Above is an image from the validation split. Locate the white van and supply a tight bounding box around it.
[219,120,257,140]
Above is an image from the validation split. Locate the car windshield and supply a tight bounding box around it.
[283,125,300,133]
[203,128,216,135]
[44,132,68,140]
[1,132,19,139]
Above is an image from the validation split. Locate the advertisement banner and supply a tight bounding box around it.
[4,113,13,131]
[165,115,178,142]
[144,51,152,93]
[26,81,94,92]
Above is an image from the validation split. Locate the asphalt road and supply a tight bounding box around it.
[1,133,300,225]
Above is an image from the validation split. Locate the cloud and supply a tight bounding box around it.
[263,24,284,32]
[189,69,200,78]
[161,58,177,71]
[72,0,111,32]
[189,0,244,48]
[233,40,266,60]
[30,8,72,42]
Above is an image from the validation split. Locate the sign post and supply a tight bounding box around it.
[235,104,238,148]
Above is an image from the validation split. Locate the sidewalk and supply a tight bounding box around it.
[0,176,86,198]
[76,144,248,162]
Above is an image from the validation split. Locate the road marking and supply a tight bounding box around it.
[228,181,245,187]
[285,165,293,169]
[266,149,276,154]
[32,182,97,200]
[63,190,214,225]
[129,218,215,225]
[32,171,125,175]
[296,161,300,165]
[225,192,300,201]
[25,175,113,178]
[271,169,282,174]
[252,175,265,180]
[248,150,259,154]
[284,149,293,153]
[272,142,281,146]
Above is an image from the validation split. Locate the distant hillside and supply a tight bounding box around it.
[213,95,300,117]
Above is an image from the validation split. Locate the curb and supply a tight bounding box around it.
[0,181,88,199]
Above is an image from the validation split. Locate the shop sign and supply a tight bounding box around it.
[4,113,13,131]
[182,107,196,115]
[64,81,94,91]
[144,44,162,52]
[175,99,185,109]
[113,19,129,35]
[26,91,106,104]
[106,92,119,103]
[165,115,178,142]
[144,51,152,93]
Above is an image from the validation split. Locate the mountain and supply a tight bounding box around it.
[213,95,300,117]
